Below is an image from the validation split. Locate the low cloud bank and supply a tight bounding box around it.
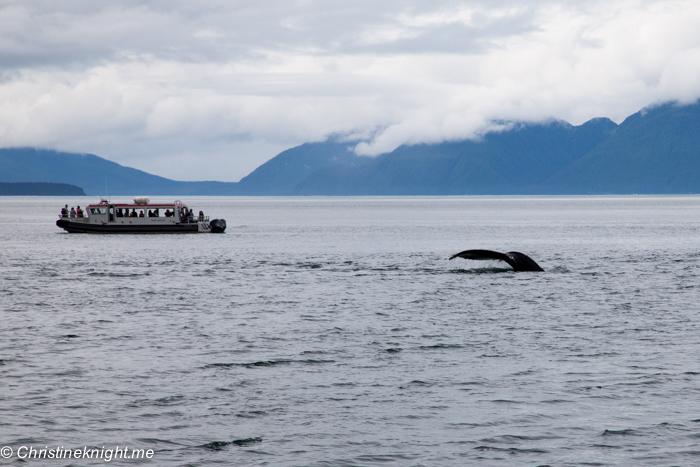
[1,0,700,180]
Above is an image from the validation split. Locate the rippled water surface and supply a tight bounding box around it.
[2,196,700,466]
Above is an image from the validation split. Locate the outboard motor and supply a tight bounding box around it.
[210,219,226,233]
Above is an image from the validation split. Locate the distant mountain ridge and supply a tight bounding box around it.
[291,118,618,195]
[0,182,85,196]
[0,148,241,196]
[236,140,366,195]
[3,100,700,195]
[546,102,700,193]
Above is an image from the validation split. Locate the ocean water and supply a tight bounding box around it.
[2,196,700,466]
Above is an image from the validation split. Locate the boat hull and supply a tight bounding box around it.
[56,219,200,234]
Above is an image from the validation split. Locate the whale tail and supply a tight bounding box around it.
[449,249,544,272]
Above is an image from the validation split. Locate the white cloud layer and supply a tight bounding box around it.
[1,0,700,180]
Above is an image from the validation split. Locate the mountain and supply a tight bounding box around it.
[0,148,241,196]
[294,118,618,195]
[264,100,700,195]
[547,102,700,193]
[0,182,85,196]
[4,100,700,195]
[235,140,369,195]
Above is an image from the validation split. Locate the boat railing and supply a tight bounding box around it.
[180,216,210,223]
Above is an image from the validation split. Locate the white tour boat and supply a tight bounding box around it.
[56,197,226,234]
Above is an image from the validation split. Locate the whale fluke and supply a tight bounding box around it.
[449,249,544,272]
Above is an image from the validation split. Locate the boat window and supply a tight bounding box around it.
[90,208,107,214]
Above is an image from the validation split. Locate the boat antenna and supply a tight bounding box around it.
[99,174,109,203]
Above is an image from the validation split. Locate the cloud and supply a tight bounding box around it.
[0,0,699,180]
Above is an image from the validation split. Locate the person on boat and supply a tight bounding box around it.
[188,209,194,222]
[130,209,137,218]
[147,210,153,217]
[116,208,123,217]
[139,210,145,217]
[61,205,68,217]
[70,207,76,218]
[198,210,204,221]
[164,209,171,217]
[76,206,83,217]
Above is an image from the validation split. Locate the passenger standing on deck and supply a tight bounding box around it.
[188,209,194,222]
[70,207,76,218]
[76,206,83,217]
[198,211,204,221]
[61,205,68,217]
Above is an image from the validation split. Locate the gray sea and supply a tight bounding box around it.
[2,196,700,466]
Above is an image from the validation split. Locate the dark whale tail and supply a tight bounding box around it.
[449,249,544,272]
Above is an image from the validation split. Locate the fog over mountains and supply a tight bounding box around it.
[3,101,700,196]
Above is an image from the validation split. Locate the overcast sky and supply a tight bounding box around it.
[2,0,700,181]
